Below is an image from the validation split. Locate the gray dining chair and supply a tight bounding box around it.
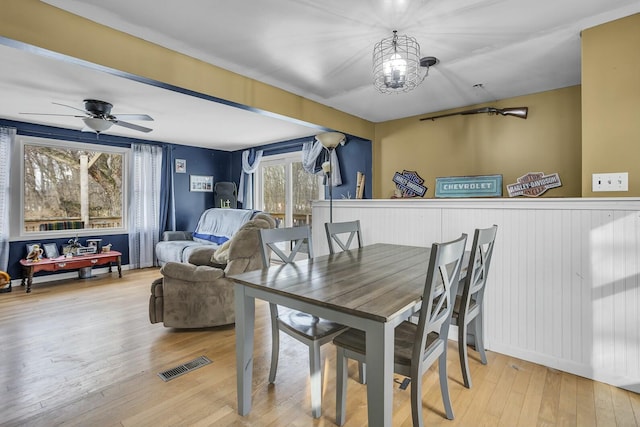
[451,224,498,388]
[324,220,363,254]
[258,225,348,418]
[324,220,366,384]
[333,233,468,427]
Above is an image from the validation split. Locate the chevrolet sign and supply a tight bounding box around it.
[435,175,503,198]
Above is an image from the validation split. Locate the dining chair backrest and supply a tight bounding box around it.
[258,224,336,419]
[258,225,314,268]
[460,225,498,316]
[324,220,363,254]
[413,233,467,364]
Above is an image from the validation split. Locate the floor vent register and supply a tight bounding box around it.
[158,356,212,382]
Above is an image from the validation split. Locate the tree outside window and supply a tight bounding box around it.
[20,138,126,234]
[257,152,322,228]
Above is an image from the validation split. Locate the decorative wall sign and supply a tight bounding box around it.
[190,175,213,192]
[507,172,562,197]
[435,175,503,198]
[175,159,186,173]
[392,170,427,197]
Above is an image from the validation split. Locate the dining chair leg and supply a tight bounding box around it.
[309,341,322,418]
[358,361,366,384]
[439,351,455,420]
[268,303,280,383]
[335,347,347,426]
[473,313,487,365]
[458,318,472,388]
[410,372,424,427]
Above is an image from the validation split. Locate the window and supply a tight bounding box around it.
[11,136,128,238]
[255,151,323,228]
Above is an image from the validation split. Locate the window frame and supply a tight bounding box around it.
[254,151,324,228]
[10,135,130,240]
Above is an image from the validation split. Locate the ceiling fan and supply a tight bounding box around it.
[21,99,154,134]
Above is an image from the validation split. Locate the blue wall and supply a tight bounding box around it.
[331,136,373,200]
[1,119,231,280]
[171,145,232,231]
[1,119,372,282]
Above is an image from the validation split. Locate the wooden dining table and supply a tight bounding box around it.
[230,242,449,426]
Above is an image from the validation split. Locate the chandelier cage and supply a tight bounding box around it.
[373,30,434,94]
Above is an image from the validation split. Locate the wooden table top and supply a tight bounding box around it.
[230,243,433,323]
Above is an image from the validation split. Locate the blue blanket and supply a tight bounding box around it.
[192,208,257,244]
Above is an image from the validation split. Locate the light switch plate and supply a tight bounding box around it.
[592,172,628,192]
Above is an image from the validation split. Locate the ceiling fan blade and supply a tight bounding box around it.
[112,114,154,121]
[52,102,91,115]
[112,120,153,133]
[20,112,86,118]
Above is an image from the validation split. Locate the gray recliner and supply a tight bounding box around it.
[149,213,275,328]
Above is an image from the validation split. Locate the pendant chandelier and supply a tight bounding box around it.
[373,30,437,94]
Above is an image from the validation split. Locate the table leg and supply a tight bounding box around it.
[116,256,122,278]
[365,321,394,427]
[235,284,255,416]
[23,266,34,293]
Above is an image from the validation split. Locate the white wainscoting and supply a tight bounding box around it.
[312,198,640,392]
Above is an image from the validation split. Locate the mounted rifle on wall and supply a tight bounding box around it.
[420,106,528,121]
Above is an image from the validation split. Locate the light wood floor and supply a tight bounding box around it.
[1,268,638,427]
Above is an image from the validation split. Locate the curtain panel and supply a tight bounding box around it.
[238,149,263,209]
[158,145,175,236]
[128,144,162,269]
[301,140,342,186]
[0,127,15,272]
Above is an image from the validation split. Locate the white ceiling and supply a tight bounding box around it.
[0,44,323,150]
[2,0,639,150]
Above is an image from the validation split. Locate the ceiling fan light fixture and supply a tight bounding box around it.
[373,30,437,94]
[82,117,113,133]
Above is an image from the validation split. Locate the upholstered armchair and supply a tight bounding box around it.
[149,213,275,328]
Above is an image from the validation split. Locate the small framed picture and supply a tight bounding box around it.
[175,159,186,173]
[43,243,60,259]
[26,243,42,256]
[190,175,214,192]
